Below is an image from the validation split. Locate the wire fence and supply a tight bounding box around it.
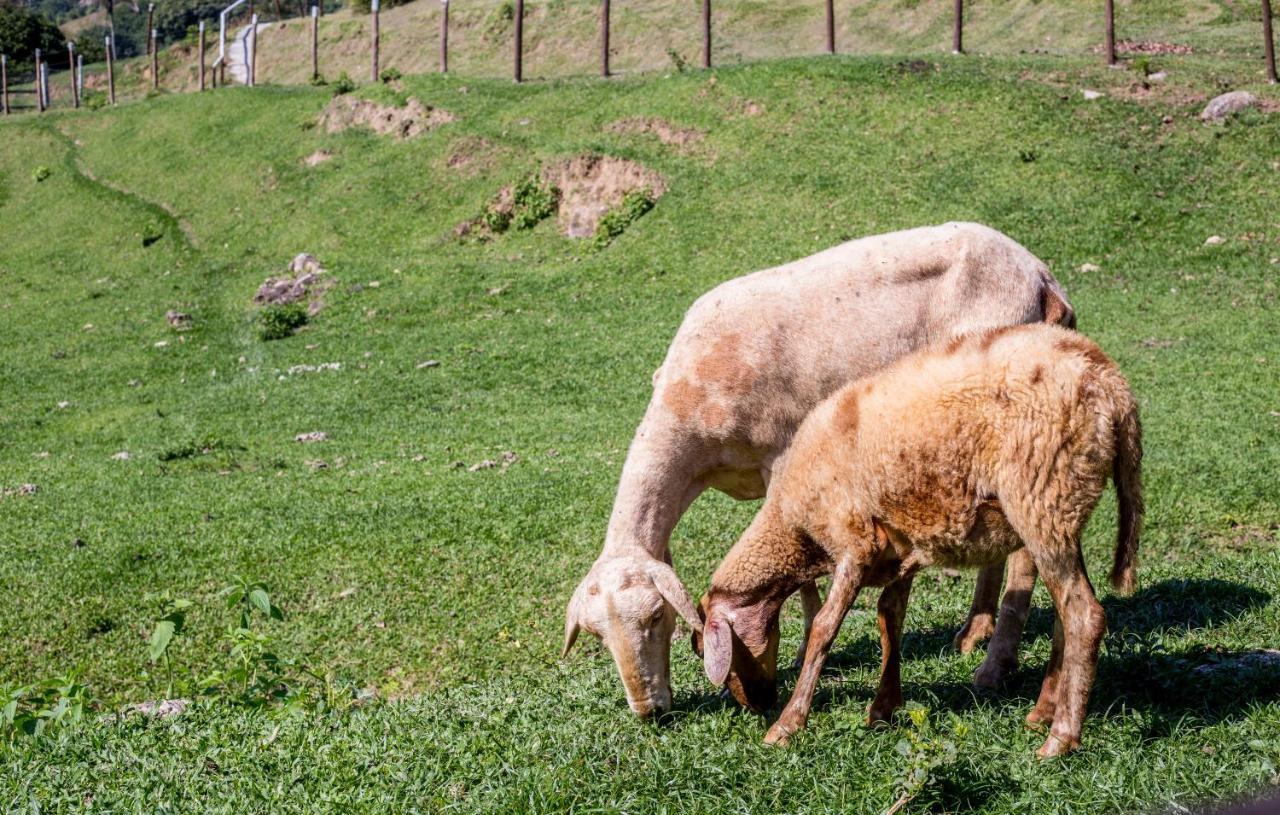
[2,0,1277,117]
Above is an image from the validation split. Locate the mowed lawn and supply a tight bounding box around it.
[1,53,1279,812]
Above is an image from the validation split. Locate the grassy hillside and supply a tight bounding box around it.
[34,0,1280,104]
[2,52,1279,812]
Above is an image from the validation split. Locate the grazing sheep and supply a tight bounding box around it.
[695,323,1142,757]
[563,222,1076,718]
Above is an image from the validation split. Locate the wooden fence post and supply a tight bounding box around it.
[825,0,834,54]
[702,0,711,68]
[1,54,7,116]
[953,0,963,53]
[151,28,159,88]
[371,0,380,82]
[514,0,523,82]
[198,20,206,90]
[1263,0,1278,84]
[34,49,44,112]
[601,0,610,76]
[67,41,79,107]
[146,3,155,62]
[311,5,319,80]
[1104,0,1116,65]
[440,0,448,72]
[249,14,258,86]
[106,36,115,104]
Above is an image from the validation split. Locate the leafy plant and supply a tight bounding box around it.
[593,188,655,248]
[309,73,328,87]
[510,175,559,230]
[82,89,108,110]
[258,303,308,341]
[379,66,402,83]
[666,47,689,73]
[32,165,50,183]
[885,704,968,815]
[2,674,90,742]
[145,592,193,698]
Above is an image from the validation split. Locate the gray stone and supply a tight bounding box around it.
[1200,91,1257,122]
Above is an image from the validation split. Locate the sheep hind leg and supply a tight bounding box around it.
[765,559,865,746]
[1034,561,1105,758]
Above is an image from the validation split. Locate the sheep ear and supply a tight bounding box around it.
[703,614,733,687]
[647,561,703,634]
[561,589,583,659]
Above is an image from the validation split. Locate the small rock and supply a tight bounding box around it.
[295,432,329,443]
[122,699,189,718]
[305,459,328,469]
[128,379,142,388]
[1079,263,1101,273]
[1204,235,1225,246]
[165,310,192,331]
[417,360,441,369]
[110,451,131,461]
[1200,91,1257,122]
[468,459,496,472]
[501,451,519,466]
[411,454,426,462]
[289,253,324,275]
[56,401,70,409]
[1081,89,1105,101]
[337,587,357,599]
[1147,71,1167,83]
[154,341,169,348]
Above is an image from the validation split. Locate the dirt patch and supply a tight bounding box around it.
[303,150,333,167]
[318,97,455,139]
[444,136,500,175]
[1093,40,1195,56]
[540,155,666,238]
[606,117,705,149]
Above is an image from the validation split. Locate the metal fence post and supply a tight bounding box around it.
[702,0,711,68]
[34,49,44,112]
[514,0,523,82]
[199,20,206,90]
[106,35,116,104]
[77,54,83,100]
[40,62,50,111]
[311,5,319,80]
[249,14,258,86]
[0,55,7,116]
[151,28,159,88]
[440,0,448,73]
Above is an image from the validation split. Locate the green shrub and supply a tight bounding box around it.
[379,66,402,83]
[331,72,356,95]
[82,89,108,110]
[258,303,308,341]
[309,73,328,87]
[31,165,50,183]
[510,175,559,230]
[594,188,655,248]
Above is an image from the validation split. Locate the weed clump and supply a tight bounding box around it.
[593,188,655,248]
[32,165,50,183]
[379,67,402,83]
[466,174,560,239]
[258,303,309,341]
[331,72,357,96]
[82,89,107,110]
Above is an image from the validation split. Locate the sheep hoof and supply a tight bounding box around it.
[763,722,794,747]
[1036,732,1080,758]
[952,614,995,654]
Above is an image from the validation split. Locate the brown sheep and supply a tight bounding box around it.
[695,323,1142,757]
[564,222,1076,718]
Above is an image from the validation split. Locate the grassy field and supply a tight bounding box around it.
[2,46,1280,813]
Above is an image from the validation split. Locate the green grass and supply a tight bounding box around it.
[1,51,1279,812]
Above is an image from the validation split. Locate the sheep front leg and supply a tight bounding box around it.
[765,560,864,746]
[974,548,1038,688]
[953,562,1002,653]
[868,575,914,725]
[790,581,823,669]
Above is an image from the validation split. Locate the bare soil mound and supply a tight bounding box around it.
[318,97,455,139]
[606,117,704,148]
[541,155,666,238]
